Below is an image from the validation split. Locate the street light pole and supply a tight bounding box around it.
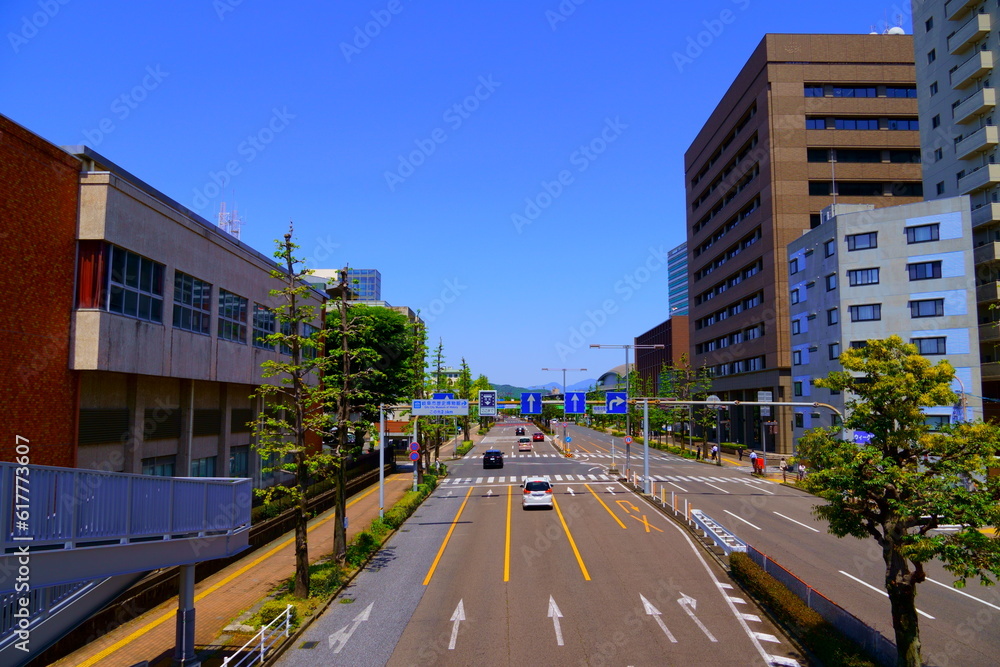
[541,367,586,453]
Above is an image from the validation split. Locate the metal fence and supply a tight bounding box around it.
[746,545,898,666]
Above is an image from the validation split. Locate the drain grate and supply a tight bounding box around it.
[300,641,319,649]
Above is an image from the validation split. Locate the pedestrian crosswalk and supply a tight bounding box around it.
[441,473,773,486]
[464,453,562,459]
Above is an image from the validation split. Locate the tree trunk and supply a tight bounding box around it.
[885,544,923,667]
[294,450,310,598]
[333,462,347,562]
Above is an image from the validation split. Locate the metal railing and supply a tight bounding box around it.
[0,463,251,553]
[221,604,293,667]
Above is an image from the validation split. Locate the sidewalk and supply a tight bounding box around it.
[51,472,414,667]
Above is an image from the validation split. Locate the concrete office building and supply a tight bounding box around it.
[685,33,924,453]
[911,0,1000,419]
[634,316,690,395]
[787,199,981,443]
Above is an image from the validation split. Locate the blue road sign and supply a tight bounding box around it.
[606,392,627,414]
[853,430,874,445]
[565,391,587,415]
[433,392,455,399]
[566,437,572,444]
[521,392,542,414]
[478,390,497,416]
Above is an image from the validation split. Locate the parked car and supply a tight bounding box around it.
[532,432,545,442]
[483,449,504,469]
[518,437,532,452]
[521,476,554,509]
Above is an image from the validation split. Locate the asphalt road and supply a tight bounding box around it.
[555,424,1000,667]
[279,421,805,666]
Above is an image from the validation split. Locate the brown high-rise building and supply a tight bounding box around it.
[684,34,923,454]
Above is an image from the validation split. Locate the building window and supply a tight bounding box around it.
[846,232,877,251]
[933,148,943,161]
[230,445,249,477]
[789,257,800,275]
[218,290,248,343]
[190,456,217,477]
[834,118,879,130]
[887,119,919,131]
[809,182,832,196]
[99,245,165,323]
[141,455,176,477]
[280,321,294,355]
[912,337,947,355]
[929,81,938,96]
[827,308,839,325]
[806,118,827,129]
[925,17,933,31]
[927,49,936,64]
[936,181,945,195]
[252,304,275,349]
[792,319,801,335]
[794,381,803,396]
[907,261,942,281]
[172,272,212,335]
[829,342,841,360]
[793,350,802,366]
[848,268,880,286]
[905,223,940,244]
[825,273,837,291]
[925,415,950,430]
[833,87,877,98]
[302,323,319,360]
[850,340,868,349]
[824,239,835,257]
[909,298,944,318]
[804,85,824,97]
[932,114,941,128]
[790,288,801,305]
[849,304,882,322]
[794,413,804,428]
[807,148,829,162]
[886,86,917,98]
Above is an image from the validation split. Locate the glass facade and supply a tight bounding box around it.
[346,269,382,301]
[667,242,688,316]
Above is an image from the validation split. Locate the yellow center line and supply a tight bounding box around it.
[76,477,405,667]
[422,485,474,586]
[504,484,512,582]
[585,484,627,529]
[552,497,591,581]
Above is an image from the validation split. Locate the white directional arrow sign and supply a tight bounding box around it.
[609,395,625,409]
[606,486,616,495]
[567,487,575,496]
[528,395,536,411]
[548,595,565,646]
[328,601,374,653]
[486,489,493,497]
[571,394,580,410]
[448,599,465,650]
[678,593,717,642]
[640,594,677,642]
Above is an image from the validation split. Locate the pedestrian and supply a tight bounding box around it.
[780,457,787,482]
[797,462,806,481]
[737,446,744,461]
[748,450,757,474]
[711,444,718,461]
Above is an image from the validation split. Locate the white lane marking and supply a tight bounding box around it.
[768,655,802,666]
[554,475,564,481]
[678,593,716,642]
[741,613,761,622]
[548,595,565,646]
[498,476,506,483]
[724,509,761,530]
[773,512,820,533]
[728,597,746,604]
[739,479,775,495]
[668,482,688,493]
[839,571,935,619]
[587,474,599,480]
[487,477,495,483]
[927,577,1000,611]
[474,477,484,484]
[448,600,465,649]
[703,482,730,494]
[754,632,780,643]
[717,583,733,589]
[640,594,677,643]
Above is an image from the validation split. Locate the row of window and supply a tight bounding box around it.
[695,323,765,355]
[693,227,762,282]
[805,117,919,130]
[709,355,765,377]
[77,242,320,353]
[803,85,916,98]
[790,225,939,278]
[691,135,760,211]
[816,298,945,326]
[695,291,764,330]
[792,260,944,307]
[691,103,758,188]
[694,260,763,306]
[793,335,947,372]
[806,148,922,164]
[693,166,761,257]
[807,181,924,197]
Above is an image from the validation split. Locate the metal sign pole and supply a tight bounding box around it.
[379,404,385,518]
[643,399,650,494]
[413,419,419,492]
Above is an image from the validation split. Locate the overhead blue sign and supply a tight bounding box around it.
[412,399,469,416]
[606,392,627,414]
[478,390,497,416]
[853,430,874,445]
[521,392,542,414]
[565,391,587,415]
[433,392,455,399]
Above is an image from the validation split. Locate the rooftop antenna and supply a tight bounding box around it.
[217,198,244,240]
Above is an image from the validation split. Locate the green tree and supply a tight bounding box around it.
[798,336,1000,667]
[472,373,491,429]
[251,229,338,597]
[456,357,473,439]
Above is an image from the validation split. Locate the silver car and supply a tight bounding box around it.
[521,476,554,509]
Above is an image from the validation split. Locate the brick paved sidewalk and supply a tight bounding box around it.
[52,473,415,667]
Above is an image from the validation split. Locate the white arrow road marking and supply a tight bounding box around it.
[640,594,677,642]
[548,595,565,646]
[606,486,616,495]
[678,593,717,642]
[448,600,465,650]
[446,490,453,498]
[486,489,493,497]
[328,601,373,653]
[567,488,575,496]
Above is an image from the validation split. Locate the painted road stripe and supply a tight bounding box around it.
[927,577,1000,611]
[423,486,475,586]
[754,632,780,643]
[839,571,934,619]
[741,613,761,622]
[724,509,761,530]
[703,482,730,494]
[553,497,591,580]
[773,511,820,533]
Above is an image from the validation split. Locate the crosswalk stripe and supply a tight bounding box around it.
[554,475,563,481]
[487,477,495,483]
[587,474,598,480]
[475,477,483,483]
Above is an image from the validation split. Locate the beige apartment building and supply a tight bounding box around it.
[684,33,924,453]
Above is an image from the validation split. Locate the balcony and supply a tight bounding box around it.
[980,322,1000,342]
[976,280,1000,302]
[954,87,997,124]
[948,14,991,55]
[946,0,980,21]
[951,51,994,90]
[975,240,1000,263]
[981,361,1000,380]
[956,125,999,159]
[972,201,1000,228]
[958,163,1000,194]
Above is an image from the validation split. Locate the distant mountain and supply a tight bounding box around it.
[514,379,599,393]
[491,383,534,399]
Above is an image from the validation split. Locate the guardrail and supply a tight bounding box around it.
[690,509,747,555]
[221,604,293,667]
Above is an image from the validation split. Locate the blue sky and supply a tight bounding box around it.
[1,0,915,388]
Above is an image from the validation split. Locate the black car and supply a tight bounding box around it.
[515,426,525,435]
[483,449,504,468]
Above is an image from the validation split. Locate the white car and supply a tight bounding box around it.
[521,476,554,509]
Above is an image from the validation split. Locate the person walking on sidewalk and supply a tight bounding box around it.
[711,444,718,461]
[797,462,806,481]
[748,450,758,475]
[780,457,787,482]
[737,446,744,461]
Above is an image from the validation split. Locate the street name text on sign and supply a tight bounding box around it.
[521,392,542,414]
[412,399,469,416]
[606,392,627,414]
[565,391,587,415]
[757,390,772,417]
[478,389,497,416]
[592,405,607,414]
